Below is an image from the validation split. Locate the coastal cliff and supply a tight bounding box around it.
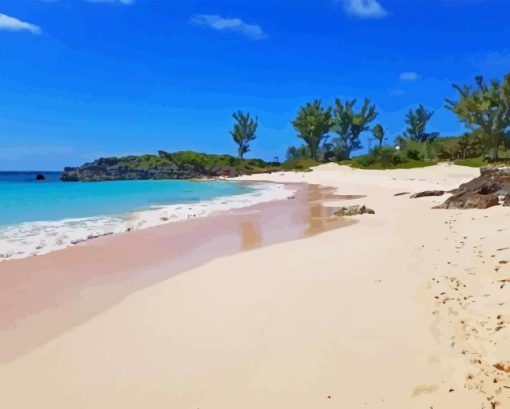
[61,151,279,181]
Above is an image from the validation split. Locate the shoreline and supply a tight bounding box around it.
[2,163,510,408]
[0,181,355,363]
[0,180,294,262]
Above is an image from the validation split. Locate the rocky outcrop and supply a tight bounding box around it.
[61,158,189,181]
[61,151,277,182]
[410,190,445,198]
[334,205,375,216]
[35,174,45,181]
[435,167,510,209]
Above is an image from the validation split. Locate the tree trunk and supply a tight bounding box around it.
[310,145,317,161]
[488,146,498,162]
[488,132,503,162]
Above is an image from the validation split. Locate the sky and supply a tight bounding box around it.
[0,0,509,170]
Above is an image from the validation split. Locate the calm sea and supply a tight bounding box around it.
[0,171,254,227]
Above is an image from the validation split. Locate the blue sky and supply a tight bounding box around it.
[0,0,509,170]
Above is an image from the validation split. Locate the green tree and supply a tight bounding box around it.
[403,105,437,142]
[291,100,332,161]
[372,124,385,147]
[331,98,378,160]
[445,74,510,162]
[230,111,258,159]
[286,144,311,161]
[456,131,485,160]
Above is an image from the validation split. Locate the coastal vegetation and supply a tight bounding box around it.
[402,105,438,143]
[230,111,258,159]
[61,73,510,179]
[372,124,385,148]
[291,100,332,161]
[331,98,378,160]
[61,151,279,181]
[446,74,510,162]
[284,73,510,170]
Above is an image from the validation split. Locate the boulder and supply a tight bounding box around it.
[334,205,375,216]
[435,193,499,210]
[35,174,45,181]
[410,190,445,198]
[436,167,510,209]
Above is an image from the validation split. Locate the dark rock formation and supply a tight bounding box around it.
[439,194,500,209]
[61,158,188,181]
[35,174,45,181]
[436,167,510,209]
[410,190,445,198]
[334,205,375,216]
[60,151,277,182]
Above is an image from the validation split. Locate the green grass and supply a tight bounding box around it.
[454,151,510,168]
[454,157,487,167]
[349,159,437,170]
[280,158,321,171]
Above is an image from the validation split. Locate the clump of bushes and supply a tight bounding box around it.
[286,144,312,161]
[157,150,280,175]
[352,146,404,168]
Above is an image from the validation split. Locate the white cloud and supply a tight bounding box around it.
[399,71,419,81]
[0,13,41,35]
[191,14,267,41]
[86,0,134,4]
[341,0,388,19]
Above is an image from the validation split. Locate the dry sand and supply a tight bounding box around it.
[2,163,510,408]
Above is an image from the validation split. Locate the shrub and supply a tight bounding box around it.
[351,146,403,168]
[286,144,312,161]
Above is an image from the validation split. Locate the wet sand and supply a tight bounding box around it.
[2,163,510,409]
[0,183,354,362]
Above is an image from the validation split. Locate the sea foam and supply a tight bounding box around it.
[0,182,295,262]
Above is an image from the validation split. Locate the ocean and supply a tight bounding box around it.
[0,171,293,260]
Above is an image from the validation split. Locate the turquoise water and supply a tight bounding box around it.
[0,172,254,227]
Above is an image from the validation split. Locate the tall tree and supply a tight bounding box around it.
[446,74,510,162]
[291,100,332,161]
[403,105,437,142]
[230,111,258,159]
[372,124,385,147]
[331,98,378,160]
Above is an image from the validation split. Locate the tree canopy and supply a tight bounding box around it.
[445,74,510,161]
[372,124,385,147]
[291,100,332,161]
[331,98,378,160]
[230,111,258,159]
[403,105,438,143]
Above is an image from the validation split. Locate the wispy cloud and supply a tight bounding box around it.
[191,14,267,41]
[85,0,134,4]
[0,13,41,35]
[399,71,419,81]
[339,0,388,19]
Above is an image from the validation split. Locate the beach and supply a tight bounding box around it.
[1,163,510,408]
